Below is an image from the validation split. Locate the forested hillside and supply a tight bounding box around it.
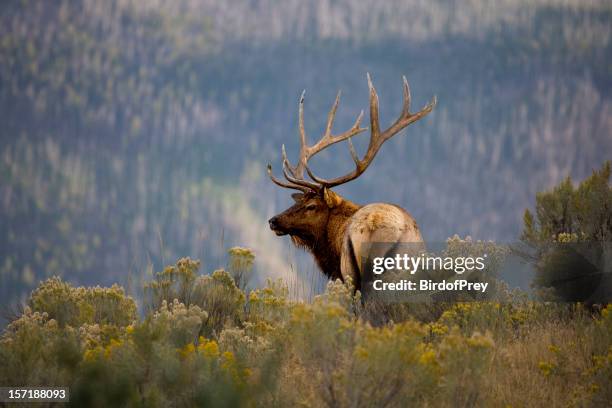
[1,0,611,308]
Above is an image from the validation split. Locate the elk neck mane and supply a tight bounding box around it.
[290,198,360,281]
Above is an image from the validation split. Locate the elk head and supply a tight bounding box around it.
[268,189,343,241]
[267,74,435,279]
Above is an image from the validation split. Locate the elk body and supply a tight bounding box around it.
[268,74,436,291]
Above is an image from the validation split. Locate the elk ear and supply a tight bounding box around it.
[323,188,342,208]
[291,193,304,203]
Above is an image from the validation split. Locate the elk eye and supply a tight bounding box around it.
[305,204,317,211]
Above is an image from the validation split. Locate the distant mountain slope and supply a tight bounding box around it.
[0,0,610,308]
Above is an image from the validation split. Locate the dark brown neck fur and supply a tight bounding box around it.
[292,199,360,281]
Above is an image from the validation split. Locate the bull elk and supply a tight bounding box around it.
[267,74,436,291]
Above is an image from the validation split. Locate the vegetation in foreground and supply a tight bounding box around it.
[1,253,611,407]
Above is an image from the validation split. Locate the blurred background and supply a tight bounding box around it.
[1,0,611,310]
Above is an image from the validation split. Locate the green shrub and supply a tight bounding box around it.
[29,277,136,327]
[2,253,611,406]
[190,270,246,337]
[144,257,201,311]
[145,257,246,336]
[227,247,255,291]
[521,161,612,302]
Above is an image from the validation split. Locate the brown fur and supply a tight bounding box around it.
[268,190,423,289]
[270,191,359,280]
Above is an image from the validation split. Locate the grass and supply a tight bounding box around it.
[1,254,610,407]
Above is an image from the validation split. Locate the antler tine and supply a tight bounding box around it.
[279,92,307,179]
[304,95,366,158]
[281,144,295,176]
[282,159,321,190]
[305,163,327,185]
[367,72,381,140]
[305,74,436,189]
[307,109,367,156]
[287,90,307,178]
[267,164,310,192]
[298,90,307,146]
[401,75,411,116]
[347,136,360,166]
[323,91,342,140]
[283,88,368,186]
[279,91,308,179]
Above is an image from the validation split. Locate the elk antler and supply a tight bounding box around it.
[268,89,367,192]
[268,74,436,192]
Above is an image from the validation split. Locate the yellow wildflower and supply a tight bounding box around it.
[429,322,448,336]
[601,304,611,319]
[199,339,220,358]
[103,338,122,359]
[419,349,437,366]
[467,332,495,349]
[538,361,555,376]
[222,351,235,365]
[83,346,103,362]
[179,343,196,359]
[354,346,369,359]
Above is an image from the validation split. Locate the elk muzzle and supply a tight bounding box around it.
[268,216,288,236]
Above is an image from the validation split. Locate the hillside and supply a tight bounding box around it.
[1,0,611,308]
